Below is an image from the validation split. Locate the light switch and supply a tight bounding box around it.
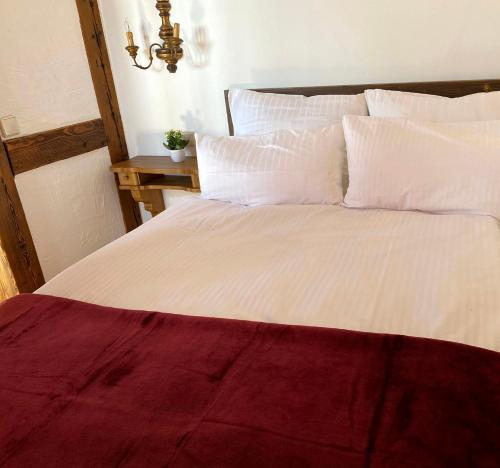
[0,115,20,138]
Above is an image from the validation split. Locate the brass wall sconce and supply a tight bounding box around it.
[125,0,183,73]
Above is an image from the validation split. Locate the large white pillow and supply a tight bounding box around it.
[229,89,368,136]
[365,89,500,121]
[343,116,500,218]
[196,125,345,206]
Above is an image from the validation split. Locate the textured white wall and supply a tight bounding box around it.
[0,0,125,280]
[99,0,500,156]
[0,1,100,134]
[15,149,126,280]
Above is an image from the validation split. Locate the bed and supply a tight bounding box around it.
[1,80,500,467]
[37,199,500,352]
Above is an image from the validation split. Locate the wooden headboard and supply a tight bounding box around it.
[224,78,500,135]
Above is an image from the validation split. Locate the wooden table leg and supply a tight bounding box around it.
[191,174,200,190]
[118,173,166,217]
[131,189,165,217]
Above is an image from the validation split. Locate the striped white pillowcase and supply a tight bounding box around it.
[229,89,368,136]
[343,116,500,219]
[365,89,500,121]
[196,125,345,206]
[229,89,368,193]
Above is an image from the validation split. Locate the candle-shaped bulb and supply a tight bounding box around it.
[173,23,180,39]
[126,31,135,47]
[125,21,134,47]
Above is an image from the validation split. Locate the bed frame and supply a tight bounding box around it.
[224,79,500,135]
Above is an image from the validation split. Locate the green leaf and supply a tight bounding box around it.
[164,130,189,150]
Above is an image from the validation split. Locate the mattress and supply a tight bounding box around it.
[38,199,500,351]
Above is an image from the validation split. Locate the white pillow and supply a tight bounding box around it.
[229,89,368,136]
[343,116,500,219]
[196,125,345,206]
[365,89,500,121]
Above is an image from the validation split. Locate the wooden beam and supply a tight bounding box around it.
[0,142,45,295]
[0,245,18,301]
[75,0,141,231]
[5,119,107,175]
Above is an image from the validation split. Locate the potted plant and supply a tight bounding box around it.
[163,130,189,162]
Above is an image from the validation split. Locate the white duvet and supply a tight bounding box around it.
[38,199,500,351]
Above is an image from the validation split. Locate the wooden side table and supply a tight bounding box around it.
[110,156,199,217]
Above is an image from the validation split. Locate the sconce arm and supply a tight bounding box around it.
[126,43,163,70]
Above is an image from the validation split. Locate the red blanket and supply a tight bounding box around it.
[0,294,498,467]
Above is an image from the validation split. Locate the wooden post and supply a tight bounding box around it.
[75,0,142,231]
[0,142,45,297]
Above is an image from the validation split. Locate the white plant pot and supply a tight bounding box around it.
[170,149,186,163]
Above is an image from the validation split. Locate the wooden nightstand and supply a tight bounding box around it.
[110,156,199,217]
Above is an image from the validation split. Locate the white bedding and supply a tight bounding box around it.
[38,199,500,351]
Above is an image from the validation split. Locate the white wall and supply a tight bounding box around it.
[100,0,500,157]
[0,0,125,280]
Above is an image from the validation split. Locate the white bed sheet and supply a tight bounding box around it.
[38,199,500,351]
